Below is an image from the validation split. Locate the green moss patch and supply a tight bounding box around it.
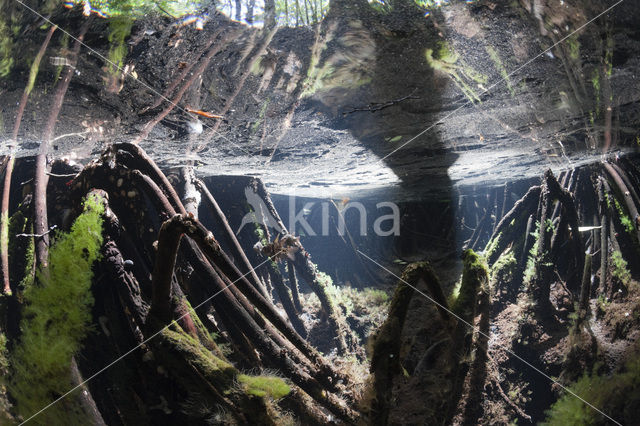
[543,350,640,425]
[106,15,133,78]
[9,195,104,422]
[0,15,14,78]
[238,374,291,399]
[484,231,502,261]
[611,250,631,287]
[523,221,541,285]
[451,250,488,317]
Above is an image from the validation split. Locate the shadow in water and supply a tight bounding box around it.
[299,2,458,265]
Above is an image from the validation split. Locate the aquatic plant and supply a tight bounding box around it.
[9,195,104,422]
[238,374,291,399]
[610,250,631,287]
[321,284,390,320]
[7,211,35,291]
[154,323,291,423]
[522,222,539,284]
[106,15,133,81]
[0,332,12,422]
[595,294,610,315]
[543,349,640,425]
[605,192,634,235]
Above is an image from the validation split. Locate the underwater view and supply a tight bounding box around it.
[0,0,639,424]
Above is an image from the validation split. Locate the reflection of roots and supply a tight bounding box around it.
[136,28,232,144]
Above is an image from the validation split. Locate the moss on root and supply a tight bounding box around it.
[0,333,13,423]
[9,194,105,423]
[451,250,489,318]
[155,324,237,386]
[153,323,286,425]
[182,298,228,357]
[491,249,517,285]
[238,374,291,399]
[524,221,541,285]
[368,261,444,422]
[484,231,503,262]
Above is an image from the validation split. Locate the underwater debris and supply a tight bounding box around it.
[254,233,301,262]
[185,107,224,119]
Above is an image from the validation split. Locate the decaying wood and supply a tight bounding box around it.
[149,215,185,324]
[80,146,349,386]
[369,261,445,425]
[287,260,303,312]
[8,108,639,426]
[181,166,201,218]
[147,213,354,420]
[598,178,609,293]
[446,251,488,424]
[65,147,360,422]
[520,214,535,267]
[531,174,553,309]
[245,181,354,353]
[195,178,269,299]
[545,169,584,291]
[113,143,187,215]
[70,357,108,426]
[578,253,592,321]
[265,259,307,337]
[461,274,490,426]
[486,185,541,265]
[289,244,349,354]
[603,162,640,244]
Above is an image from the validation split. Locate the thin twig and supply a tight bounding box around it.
[46,172,79,178]
[16,225,57,238]
[51,130,89,142]
[342,89,419,115]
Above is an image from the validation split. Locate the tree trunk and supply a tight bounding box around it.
[235,0,242,21]
[246,0,256,24]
